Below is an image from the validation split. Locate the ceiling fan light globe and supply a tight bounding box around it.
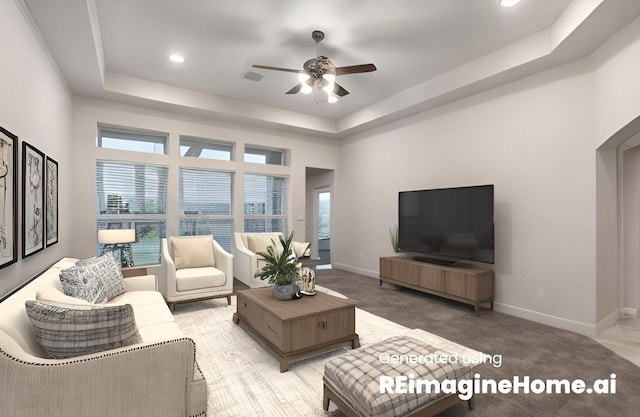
[323,73,336,83]
[301,84,313,94]
[328,95,338,104]
[298,73,310,83]
[322,82,335,94]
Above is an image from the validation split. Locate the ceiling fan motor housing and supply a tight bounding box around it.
[303,56,336,80]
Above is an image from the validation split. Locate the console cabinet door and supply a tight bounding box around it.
[399,262,421,286]
[443,271,467,297]
[420,267,444,292]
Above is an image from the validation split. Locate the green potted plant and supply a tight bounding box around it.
[255,231,302,300]
[389,225,399,253]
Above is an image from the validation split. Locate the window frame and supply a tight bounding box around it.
[97,126,167,155]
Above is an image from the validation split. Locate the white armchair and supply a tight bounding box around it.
[160,235,233,311]
[233,232,310,288]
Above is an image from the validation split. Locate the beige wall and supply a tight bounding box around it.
[334,15,640,335]
[0,0,73,297]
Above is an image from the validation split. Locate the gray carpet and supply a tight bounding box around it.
[316,268,640,417]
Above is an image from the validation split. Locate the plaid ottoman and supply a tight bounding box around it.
[323,335,476,417]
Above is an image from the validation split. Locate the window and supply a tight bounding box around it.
[243,174,288,233]
[98,127,167,154]
[244,146,286,166]
[180,136,232,161]
[96,161,168,266]
[179,168,233,251]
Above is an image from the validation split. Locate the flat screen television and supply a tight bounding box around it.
[398,184,494,264]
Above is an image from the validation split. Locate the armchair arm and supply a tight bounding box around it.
[123,274,156,292]
[233,233,258,286]
[212,239,233,281]
[0,337,199,417]
[160,238,178,299]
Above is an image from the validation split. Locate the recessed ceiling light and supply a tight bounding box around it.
[500,0,521,6]
[169,54,184,63]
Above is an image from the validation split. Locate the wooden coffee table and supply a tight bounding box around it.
[233,288,360,372]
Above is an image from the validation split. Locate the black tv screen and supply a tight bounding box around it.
[398,185,494,264]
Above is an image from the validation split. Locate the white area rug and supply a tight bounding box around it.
[173,288,481,417]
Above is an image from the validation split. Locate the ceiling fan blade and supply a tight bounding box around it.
[335,63,377,75]
[333,82,349,97]
[253,64,304,74]
[285,83,303,94]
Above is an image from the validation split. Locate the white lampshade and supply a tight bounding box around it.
[98,229,136,244]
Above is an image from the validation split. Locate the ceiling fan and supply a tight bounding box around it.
[253,30,376,103]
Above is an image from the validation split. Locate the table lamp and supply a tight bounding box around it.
[98,229,136,268]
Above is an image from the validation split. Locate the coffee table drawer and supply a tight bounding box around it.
[240,296,265,334]
[263,310,285,350]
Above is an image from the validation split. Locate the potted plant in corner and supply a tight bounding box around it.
[255,231,302,300]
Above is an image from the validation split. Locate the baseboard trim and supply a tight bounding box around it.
[595,309,622,335]
[493,302,597,337]
[333,263,604,337]
[623,307,638,317]
[331,263,378,279]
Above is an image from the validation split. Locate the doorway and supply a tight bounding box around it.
[305,167,334,268]
[315,188,331,267]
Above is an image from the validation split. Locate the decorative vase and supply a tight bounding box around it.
[272,283,300,300]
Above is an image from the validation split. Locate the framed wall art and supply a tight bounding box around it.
[0,126,18,269]
[45,156,58,247]
[22,142,45,258]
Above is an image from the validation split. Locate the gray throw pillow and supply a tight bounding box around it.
[25,300,142,359]
[59,253,125,303]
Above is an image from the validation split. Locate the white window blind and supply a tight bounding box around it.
[179,168,233,251]
[243,174,288,233]
[98,127,167,154]
[96,161,168,266]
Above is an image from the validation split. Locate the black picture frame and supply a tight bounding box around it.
[22,142,45,258]
[45,156,58,247]
[0,126,18,269]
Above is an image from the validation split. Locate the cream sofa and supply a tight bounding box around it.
[0,257,207,417]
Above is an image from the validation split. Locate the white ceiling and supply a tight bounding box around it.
[21,0,640,138]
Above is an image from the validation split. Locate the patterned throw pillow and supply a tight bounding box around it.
[25,300,142,359]
[59,253,125,303]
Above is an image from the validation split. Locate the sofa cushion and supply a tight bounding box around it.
[247,233,283,258]
[24,300,142,359]
[176,267,227,291]
[170,236,215,270]
[59,253,125,303]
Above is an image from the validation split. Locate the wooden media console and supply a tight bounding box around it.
[379,256,494,315]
